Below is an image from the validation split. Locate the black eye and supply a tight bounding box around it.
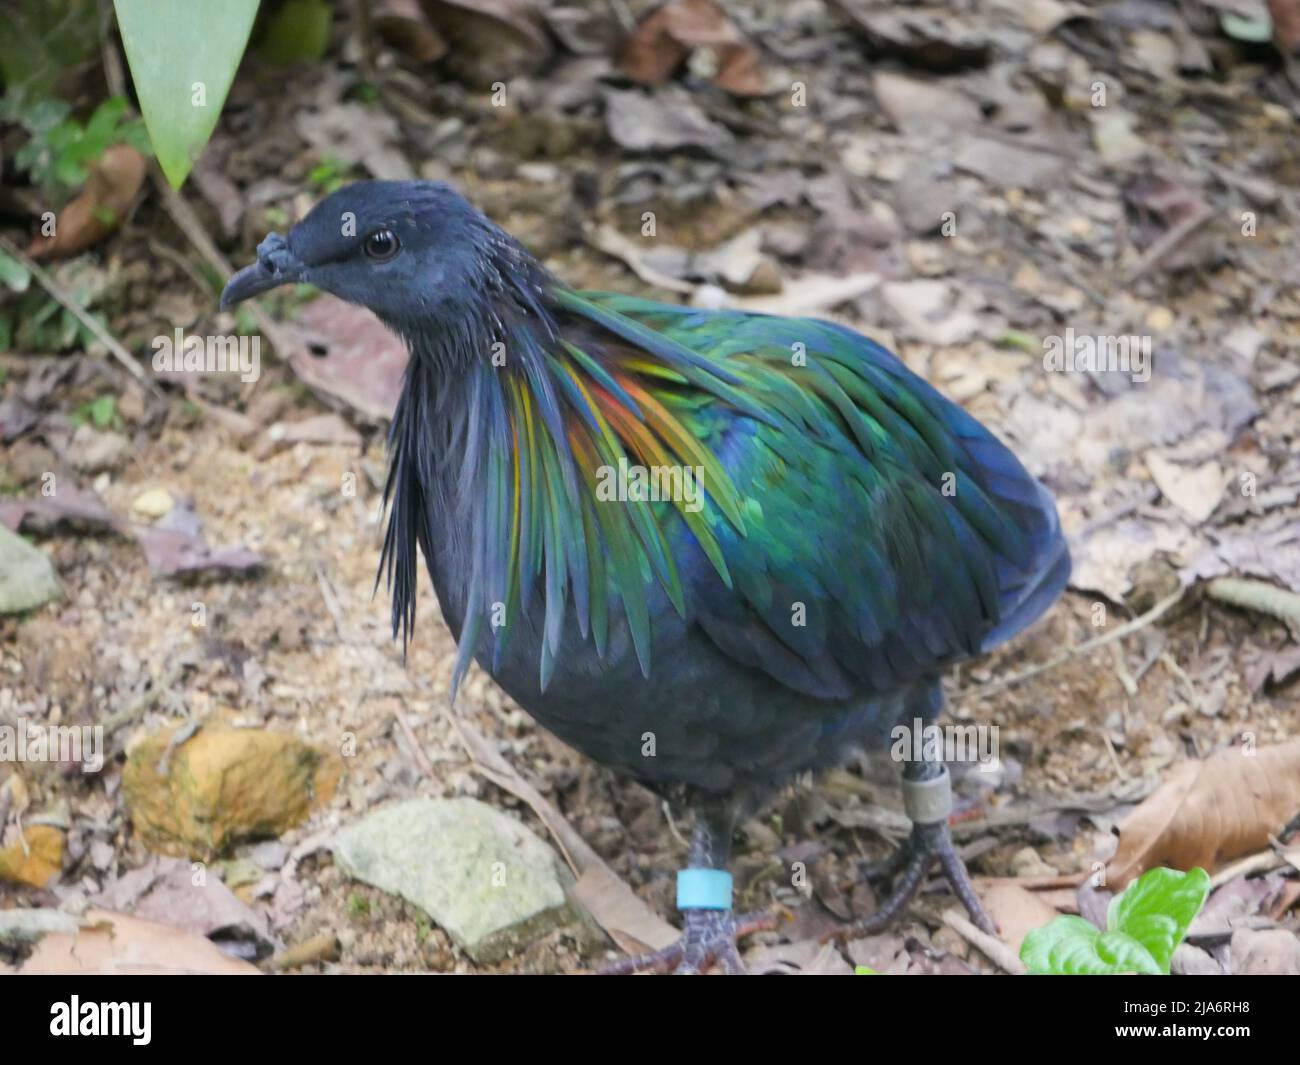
[363,228,400,262]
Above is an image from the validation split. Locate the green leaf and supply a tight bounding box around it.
[84,96,129,148]
[1109,867,1210,974]
[0,250,32,294]
[1220,13,1273,43]
[1020,868,1210,975]
[1021,915,1159,976]
[998,329,1038,353]
[88,395,118,429]
[112,0,260,188]
[0,0,100,110]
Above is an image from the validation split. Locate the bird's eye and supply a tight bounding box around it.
[363,228,400,262]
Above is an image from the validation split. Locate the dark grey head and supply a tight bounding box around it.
[220,180,541,337]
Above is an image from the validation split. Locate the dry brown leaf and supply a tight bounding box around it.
[603,87,733,153]
[29,145,146,261]
[571,867,678,954]
[826,2,990,69]
[1230,927,1300,975]
[0,487,264,579]
[872,70,981,133]
[1268,0,1300,52]
[619,0,766,96]
[284,295,410,420]
[703,271,880,316]
[18,908,260,975]
[1146,453,1227,524]
[91,855,274,954]
[1107,739,1300,888]
[418,0,550,72]
[375,0,448,61]
[981,883,1061,954]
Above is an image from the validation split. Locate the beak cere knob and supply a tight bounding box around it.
[219,232,303,310]
[256,233,294,276]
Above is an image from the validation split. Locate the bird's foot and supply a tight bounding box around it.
[829,819,995,940]
[599,908,777,975]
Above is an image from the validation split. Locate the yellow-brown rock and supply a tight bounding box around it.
[0,825,64,888]
[123,724,341,859]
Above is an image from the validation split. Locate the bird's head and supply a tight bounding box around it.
[221,180,527,336]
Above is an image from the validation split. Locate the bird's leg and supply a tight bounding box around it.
[833,759,996,939]
[599,801,775,975]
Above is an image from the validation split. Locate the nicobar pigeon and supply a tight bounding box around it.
[222,181,1069,974]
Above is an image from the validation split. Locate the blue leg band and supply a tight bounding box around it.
[676,868,733,910]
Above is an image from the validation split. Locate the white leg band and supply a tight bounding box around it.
[902,764,952,825]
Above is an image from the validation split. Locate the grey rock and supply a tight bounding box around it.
[332,797,576,963]
[0,908,80,947]
[0,525,62,614]
[68,424,127,473]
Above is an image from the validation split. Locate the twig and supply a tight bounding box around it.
[354,0,376,82]
[1159,651,1202,715]
[1076,486,1159,540]
[146,237,213,297]
[956,588,1186,701]
[392,706,439,780]
[267,932,340,971]
[1206,577,1300,637]
[1124,202,1216,283]
[1100,728,1129,782]
[1209,847,1287,889]
[974,873,1088,890]
[1109,641,1138,697]
[0,234,161,397]
[942,908,1026,975]
[98,0,128,99]
[149,171,294,363]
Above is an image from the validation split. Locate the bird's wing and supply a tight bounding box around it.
[555,290,1069,699]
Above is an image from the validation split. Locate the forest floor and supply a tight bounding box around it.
[2,0,1299,975]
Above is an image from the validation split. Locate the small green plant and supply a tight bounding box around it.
[70,394,122,431]
[7,95,150,200]
[1021,867,1210,975]
[308,156,348,195]
[346,891,372,919]
[414,912,432,944]
[0,251,110,355]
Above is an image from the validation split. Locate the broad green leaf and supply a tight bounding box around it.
[1109,867,1210,974]
[1020,915,1162,976]
[1021,867,1210,975]
[112,0,260,188]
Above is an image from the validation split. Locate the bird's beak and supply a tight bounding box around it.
[219,232,305,310]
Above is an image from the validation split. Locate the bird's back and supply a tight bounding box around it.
[565,294,1070,694]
